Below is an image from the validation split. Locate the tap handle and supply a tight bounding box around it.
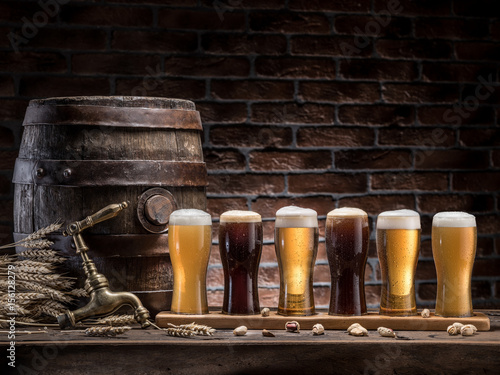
[63,202,128,236]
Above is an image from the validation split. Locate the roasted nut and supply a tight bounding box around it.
[262,329,275,337]
[460,324,477,336]
[261,307,270,317]
[347,323,362,333]
[233,326,247,336]
[447,324,460,335]
[421,309,430,318]
[285,321,300,333]
[349,326,368,336]
[312,324,324,335]
[377,327,396,338]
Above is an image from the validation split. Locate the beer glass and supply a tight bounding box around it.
[326,207,369,316]
[275,206,319,316]
[219,210,263,315]
[376,209,420,316]
[168,209,212,314]
[432,211,477,317]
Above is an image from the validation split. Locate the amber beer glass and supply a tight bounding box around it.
[432,212,477,317]
[219,210,263,315]
[168,209,212,314]
[326,207,369,316]
[275,206,319,316]
[377,209,420,316]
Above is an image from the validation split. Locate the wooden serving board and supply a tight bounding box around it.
[156,311,490,331]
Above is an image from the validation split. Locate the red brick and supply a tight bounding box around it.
[260,244,277,263]
[461,83,500,106]
[335,149,412,170]
[383,83,459,104]
[251,197,334,218]
[158,9,244,30]
[456,42,500,62]
[60,5,152,26]
[115,78,205,99]
[418,106,495,126]
[0,126,14,148]
[112,31,197,52]
[206,198,248,218]
[416,260,437,280]
[251,103,335,124]
[376,39,452,60]
[420,238,432,258]
[202,34,287,55]
[72,54,160,75]
[256,57,335,79]
[211,80,293,100]
[0,175,11,196]
[210,125,293,148]
[416,150,489,170]
[207,174,284,195]
[472,281,492,300]
[0,28,10,48]
[291,35,373,57]
[0,199,13,222]
[262,223,275,242]
[422,63,496,83]
[290,0,370,12]
[340,60,417,81]
[416,18,489,40]
[338,194,415,215]
[30,28,107,50]
[0,225,13,246]
[207,290,223,307]
[371,172,448,191]
[0,76,14,96]
[476,237,495,257]
[313,264,330,284]
[19,76,110,97]
[299,82,379,103]
[209,244,221,265]
[374,0,450,15]
[249,150,331,171]
[365,285,381,306]
[418,194,494,213]
[257,288,279,307]
[201,0,284,9]
[339,105,414,126]
[249,12,330,34]
[297,127,375,147]
[473,258,500,277]
[453,172,500,192]
[334,15,411,37]
[196,102,247,123]
[314,285,330,307]
[493,151,500,167]
[0,52,66,73]
[459,129,500,147]
[288,173,367,194]
[206,267,224,286]
[378,127,455,146]
[204,149,245,171]
[475,215,500,234]
[258,266,279,287]
[493,20,500,40]
[164,56,250,77]
[0,99,28,122]
[0,2,47,22]
[453,1,497,17]
[417,283,436,301]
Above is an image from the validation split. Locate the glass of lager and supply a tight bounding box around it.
[168,209,212,314]
[432,211,477,317]
[275,206,319,316]
[377,209,420,316]
[326,207,369,316]
[219,210,263,315]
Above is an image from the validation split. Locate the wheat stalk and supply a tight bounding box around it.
[15,250,66,263]
[32,300,66,318]
[16,281,71,303]
[92,314,136,326]
[0,223,62,250]
[16,273,61,283]
[0,292,46,301]
[165,327,196,337]
[85,326,132,337]
[2,264,53,274]
[69,288,88,298]
[18,239,54,249]
[167,322,216,336]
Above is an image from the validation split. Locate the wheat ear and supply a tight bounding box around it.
[92,314,136,326]
[85,326,132,337]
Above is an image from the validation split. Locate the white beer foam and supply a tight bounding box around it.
[327,207,367,218]
[433,211,476,228]
[169,209,212,226]
[377,209,421,230]
[275,206,318,228]
[220,210,261,223]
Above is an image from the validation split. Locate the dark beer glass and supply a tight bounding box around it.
[326,207,369,316]
[219,210,263,315]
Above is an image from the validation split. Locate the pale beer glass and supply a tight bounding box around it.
[168,209,212,314]
[275,206,319,316]
[432,211,477,317]
[219,210,263,315]
[377,209,420,316]
[326,207,369,316]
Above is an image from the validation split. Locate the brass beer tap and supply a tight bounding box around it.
[57,202,151,329]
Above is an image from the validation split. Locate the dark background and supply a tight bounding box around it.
[0,0,499,309]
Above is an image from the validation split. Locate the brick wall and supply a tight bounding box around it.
[0,0,499,310]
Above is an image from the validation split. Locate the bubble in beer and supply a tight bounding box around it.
[169,209,212,226]
[275,206,318,228]
[377,209,420,230]
[220,210,261,223]
[432,211,476,228]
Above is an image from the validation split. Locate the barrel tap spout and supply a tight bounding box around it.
[56,202,151,329]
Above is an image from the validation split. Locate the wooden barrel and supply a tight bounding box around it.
[13,96,207,316]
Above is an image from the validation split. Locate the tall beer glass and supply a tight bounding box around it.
[275,206,319,316]
[219,210,263,315]
[168,209,212,314]
[432,212,476,317]
[326,207,369,316]
[377,209,420,316]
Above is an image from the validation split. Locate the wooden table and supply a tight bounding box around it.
[1,311,499,375]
